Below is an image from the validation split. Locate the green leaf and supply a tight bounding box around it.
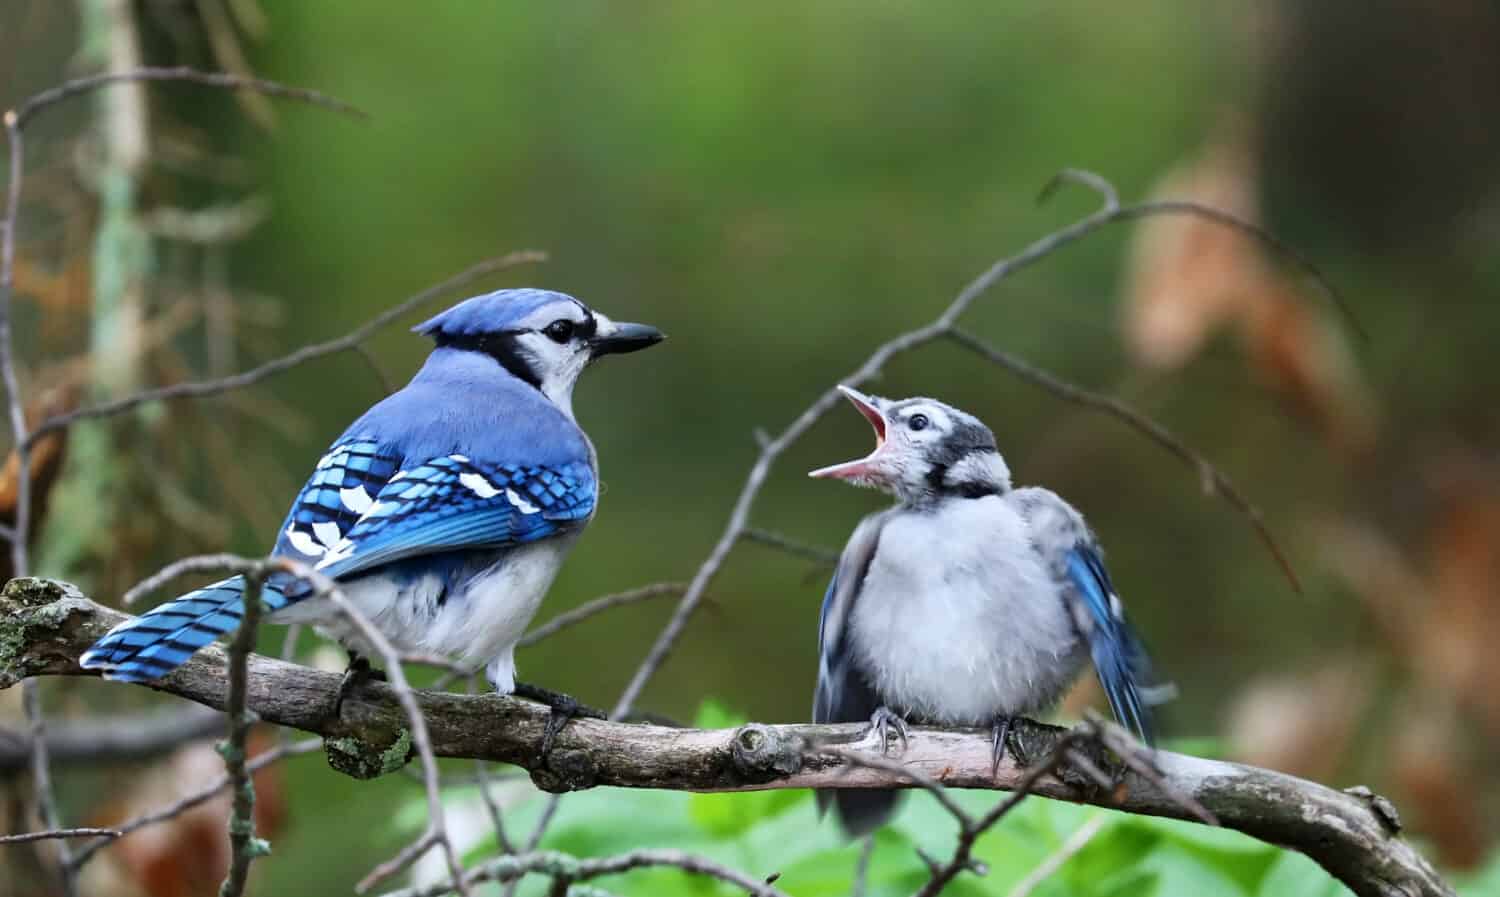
[1254,851,1353,897]
[692,698,748,729]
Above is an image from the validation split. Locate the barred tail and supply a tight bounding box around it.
[79,576,290,683]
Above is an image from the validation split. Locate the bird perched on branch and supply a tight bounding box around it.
[82,289,663,741]
[810,387,1169,836]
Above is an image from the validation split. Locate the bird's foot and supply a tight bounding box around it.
[867,706,910,756]
[512,681,607,761]
[990,715,1014,778]
[333,652,388,718]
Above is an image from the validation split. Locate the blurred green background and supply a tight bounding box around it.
[3,1,1499,894]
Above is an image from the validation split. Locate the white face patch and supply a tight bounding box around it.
[511,331,590,418]
[944,452,1012,492]
[459,471,501,499]
[505,487,541,515]
[340,485,375,515]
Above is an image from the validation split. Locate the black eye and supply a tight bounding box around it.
[908,414,930,432]
[543,319,575,343]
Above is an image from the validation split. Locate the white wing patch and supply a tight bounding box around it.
[449,453,471,463]
[315,538,356,570]
[459,472,501,498]
[340,485,375,514]
[285,525,325,557]
[312,520,343,548]
[505,487,540,515]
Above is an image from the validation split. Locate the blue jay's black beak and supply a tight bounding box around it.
[589,321,664,358]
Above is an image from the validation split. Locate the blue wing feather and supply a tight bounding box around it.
[307,455,594,582]
[1065,543,1157,744]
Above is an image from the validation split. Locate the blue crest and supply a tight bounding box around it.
[413,288,587,339]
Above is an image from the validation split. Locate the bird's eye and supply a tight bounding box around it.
[543,319,575,343]
[908,414,930,432]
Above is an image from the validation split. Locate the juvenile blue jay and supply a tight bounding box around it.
[810,387,1166,836]
[81,289,662,734]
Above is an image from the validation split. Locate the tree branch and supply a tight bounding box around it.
[0,578,1453,897]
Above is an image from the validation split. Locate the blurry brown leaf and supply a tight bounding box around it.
[1421,456,1500,742]
[0,385,80,582]
[1122,124,1264,370]
[85,727,288,897]
[1122,121,1377,454]
[1226,658,1370,782]
[1390,702,1488,870]
[1323,455,1500,740]
[1239,281,1379,456]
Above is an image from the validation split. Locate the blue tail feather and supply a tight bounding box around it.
[80,576,291,683]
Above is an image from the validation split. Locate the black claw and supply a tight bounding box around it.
[990,715,1014,778]
[333,652,387,717]
[868,706,910,756]
[512,681,606,761]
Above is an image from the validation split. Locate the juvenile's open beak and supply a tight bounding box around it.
[809,385,890,481]
[589,320,665,357]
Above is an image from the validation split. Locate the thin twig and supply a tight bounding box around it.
[0,827,119,845]
[0,115,65,893]
[0,704,224,770]
[26,251,546,447]
[913,731,1092,897]
[945,327,1301,592]
[352,342,398,395]
[1004,813,1108,897]
[378,848,793,897]
[71,738,322,868]
[8,66,365,129]
[218,570,267,897]
[1084,712,1217,826]
[123,552,264,605]
[1037,167,1363,341]
[467,675,515,855]
[2,113,32,578]
[740,527,840,567]
[517,582,687,648]
[271,561,469,897]
[822,747,973,830]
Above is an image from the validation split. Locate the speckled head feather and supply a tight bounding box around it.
[810,387,1011,504]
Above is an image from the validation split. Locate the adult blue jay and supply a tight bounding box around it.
[81,289,662,735]
[810,387,1167,836]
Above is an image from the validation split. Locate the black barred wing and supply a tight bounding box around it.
[302,452,596,581]
[276,440,403,561]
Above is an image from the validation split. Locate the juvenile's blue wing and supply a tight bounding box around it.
[1063,541,1159,744]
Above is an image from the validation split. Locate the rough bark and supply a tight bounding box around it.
[0,578,1454,897]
